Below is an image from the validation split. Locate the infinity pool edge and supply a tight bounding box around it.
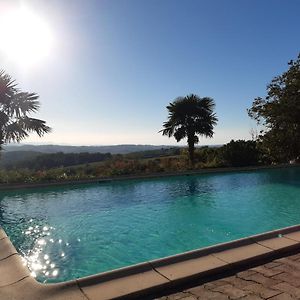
[0,163,299,191]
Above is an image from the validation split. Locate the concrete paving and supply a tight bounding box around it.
[156,252,300,300]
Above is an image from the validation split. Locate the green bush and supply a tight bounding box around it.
[219,140,261,167]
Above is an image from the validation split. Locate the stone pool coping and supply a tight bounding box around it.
[0,163,299,191]
[2,224,300,299]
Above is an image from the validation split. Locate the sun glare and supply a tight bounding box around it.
[0,6,54,68]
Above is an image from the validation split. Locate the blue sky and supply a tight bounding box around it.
[1,0,299,146]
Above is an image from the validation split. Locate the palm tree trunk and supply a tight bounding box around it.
[187,135,195,166]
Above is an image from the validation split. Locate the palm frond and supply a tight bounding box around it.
[18,117,52,137]
[173,126,186,142]
[0,111,9,126]
[4,122,29,143]
[8,92,40,117]
[0,70,18,105]
[0,70,51,147]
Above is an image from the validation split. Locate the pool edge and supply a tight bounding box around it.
[1,224,300,299]
[0,163,299,191]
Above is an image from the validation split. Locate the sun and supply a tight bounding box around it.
[0,6,54,68]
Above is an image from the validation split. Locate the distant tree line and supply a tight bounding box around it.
[125,147,180,159]
[2,152,112,170]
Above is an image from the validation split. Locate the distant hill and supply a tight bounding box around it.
[0,151,112,170]
[0,144,180,170]
[0,144,222,170]
[0,151,42,168]
[3,144,176,154]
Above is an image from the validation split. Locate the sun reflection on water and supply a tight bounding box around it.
[20,220,69,282]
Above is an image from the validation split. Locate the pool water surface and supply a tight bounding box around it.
[0,167,300,282]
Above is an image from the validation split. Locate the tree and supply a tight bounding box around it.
[160,94,218,165]
[220,140,261,167]
[248,53,300,162]
[0,70,51,150]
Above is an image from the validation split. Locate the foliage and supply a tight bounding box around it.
[0,70,51,149]
[0,141,267,184]
[160,94,218,165]
[220,140,261,167]
[1,151,112,170]
[0,151,193,184]
[248,53,300,162]
[195,146,222,165]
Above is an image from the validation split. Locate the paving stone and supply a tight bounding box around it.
[204,294,229,300]
[273,264,293,273]
[213,243,272,264]
[243,283,282,299]
[273,262,300,278]
[188,287,229,299]
[284,231,300,242]
[245,273,281,287]
[256,236,298,250]
[0,277,87,300]
[285,253,300,261]
[167,292,192,300]
[0,254,30,287]
[272,272,300,287]
[203,280,229,289]
[237,270,258,279]
[186,285,206,295]
[156,251,300,300]
[212,283,249,299]
[272,282,300,298]
[240,295,263,300]
[0,237,17,260]
[167,292,197,300]
[78,267,169,300]
[264,261,282,269]
[0,228,7,240]
[249,265,283,277]
[274,257,292,263]
[281,258,300,269]
[153,254,227,281]
[268,292,295,300]
[176,297,197,300]
[222,276,255,289]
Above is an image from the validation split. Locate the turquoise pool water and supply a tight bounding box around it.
[0,167,300,283]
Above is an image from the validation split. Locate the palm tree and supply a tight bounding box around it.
[160,94,217,165]
[0,70,51,150]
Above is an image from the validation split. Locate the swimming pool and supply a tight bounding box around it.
[0,166,300,283]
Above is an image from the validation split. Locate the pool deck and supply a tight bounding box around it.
[156,252,300,299]
[1,224,300,300]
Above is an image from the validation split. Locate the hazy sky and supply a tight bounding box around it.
[0,0,299,146]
